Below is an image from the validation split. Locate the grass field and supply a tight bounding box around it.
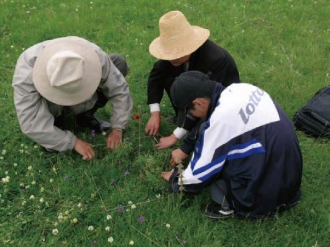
[0,0,329,246]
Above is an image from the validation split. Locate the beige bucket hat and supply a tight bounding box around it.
[33,37,102,106]
[149,10,210,60]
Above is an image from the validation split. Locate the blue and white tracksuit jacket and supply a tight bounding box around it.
[169,83,303,219]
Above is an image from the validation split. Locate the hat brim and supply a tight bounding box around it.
[149,26,210,60]
[176,108,187,128]
[33,37,101,106]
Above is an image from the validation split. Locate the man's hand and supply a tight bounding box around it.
[106,129,123,150]
[156,134,178,150]
[74,138,95,160]
[161,169,174,181]
[145,111,160,136]
[170,148,188,166]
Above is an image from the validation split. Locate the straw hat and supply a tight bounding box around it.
[33,37,102,106]
[149,11,210,60]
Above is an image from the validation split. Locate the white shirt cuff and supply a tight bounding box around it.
[149,103,160,112]
[173,127,188,139]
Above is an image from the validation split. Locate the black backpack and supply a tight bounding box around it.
[293,86,330,138]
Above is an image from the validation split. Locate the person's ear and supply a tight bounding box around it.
[192,98,208,109]
[192,98,202,108]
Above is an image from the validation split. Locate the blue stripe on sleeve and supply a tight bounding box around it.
[191,139,265,182]
[193,154,227,176]
[227,146,265,160]
[230,139,261,150]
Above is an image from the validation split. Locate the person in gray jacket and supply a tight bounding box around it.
[12,36,133,160]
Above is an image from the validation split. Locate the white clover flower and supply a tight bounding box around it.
[128,201,133,205]
[22,200,26,206]
[72,218,78,224]
[2,149,6,155]
[31,180,36,185]
[88,226,94,231]
[1,176,10,183]
[28,166,32,171]
[77,202,82,208]
[129,240,134,245]
[102,131,106,136]
[39,198,44,203]
[40,187,44,192]
[49,179,53,183]
[19,150,24,153]
[58,213,64,221]
[0,157,3,160]
[166,223,170,228]
[52,229,59,235]
[14,163,18,167]
[106,214,112,220]
[108,237,114,243]
[105,226,110,231]
[131,204,136,209]
[29,195,35,200]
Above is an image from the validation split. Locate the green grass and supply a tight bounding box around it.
[0,0,329,246]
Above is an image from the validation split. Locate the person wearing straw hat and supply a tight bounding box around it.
[145,10,240,156]
[12,36,133,160]
[161,71,303,220]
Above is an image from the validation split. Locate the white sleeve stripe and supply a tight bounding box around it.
[228,142,263,155]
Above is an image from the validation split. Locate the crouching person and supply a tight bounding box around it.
[12,36,133,160]
[161,71,302,219]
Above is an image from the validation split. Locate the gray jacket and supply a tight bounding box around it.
[12,36,133,152]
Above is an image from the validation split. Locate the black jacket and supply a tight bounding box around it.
[147,39,240,105]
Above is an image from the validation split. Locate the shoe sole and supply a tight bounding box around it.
[201,208,235,220]
[202,213,234,220]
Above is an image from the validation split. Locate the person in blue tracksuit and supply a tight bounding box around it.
[161,71,303,220]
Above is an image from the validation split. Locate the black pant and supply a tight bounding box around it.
[78,54,129,115]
